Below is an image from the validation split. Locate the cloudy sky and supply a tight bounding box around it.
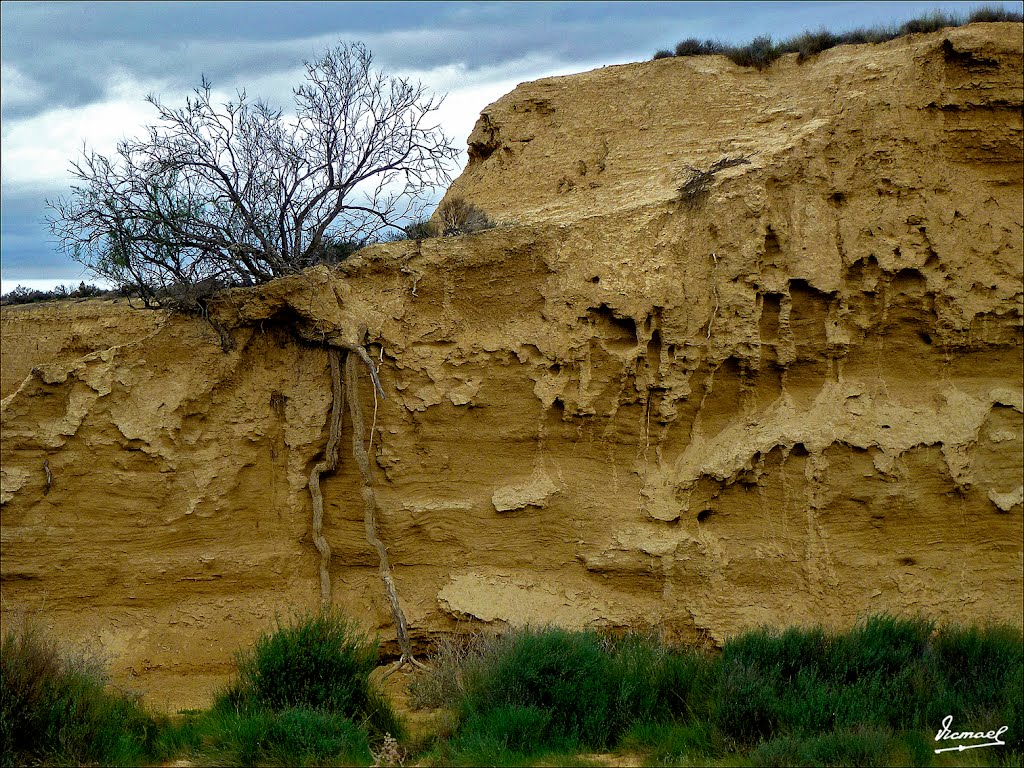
[1,0,1017,292]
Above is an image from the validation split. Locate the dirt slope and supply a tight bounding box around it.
[1,23,1021,710]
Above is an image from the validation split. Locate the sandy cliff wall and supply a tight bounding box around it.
[2,23,1022,710]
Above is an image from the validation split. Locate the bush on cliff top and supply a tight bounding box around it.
[653,5,1024,67]
[0,281,117,306]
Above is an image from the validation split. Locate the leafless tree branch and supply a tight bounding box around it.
[47,41,458,311]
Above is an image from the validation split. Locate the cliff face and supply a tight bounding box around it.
[2,23,1022,710]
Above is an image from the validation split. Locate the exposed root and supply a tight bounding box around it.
[205,315,236,351]
[345,351,420,669]
[351,344,386,400]
[707,251,719,340]
[308,348,344,610]
[305,335,416,664]
[379,655,430,680]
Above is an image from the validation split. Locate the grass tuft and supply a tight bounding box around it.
[0,619,160,767]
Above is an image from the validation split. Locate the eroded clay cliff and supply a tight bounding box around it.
[2,23,1022,710]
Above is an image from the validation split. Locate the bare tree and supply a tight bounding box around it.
[48,41,458,308]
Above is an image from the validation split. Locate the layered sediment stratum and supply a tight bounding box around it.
[2,23,1021,709]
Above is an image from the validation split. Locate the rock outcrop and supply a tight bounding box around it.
[2,23,1021,710]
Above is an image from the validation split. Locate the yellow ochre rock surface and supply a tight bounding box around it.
[2,24,1022,711]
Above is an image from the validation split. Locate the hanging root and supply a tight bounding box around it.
[345,351,427,676]
[306,332,421,673]
[308,348,344,611]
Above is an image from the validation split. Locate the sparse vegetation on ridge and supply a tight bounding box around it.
[653,6,1024,68]
[0,281,120,306]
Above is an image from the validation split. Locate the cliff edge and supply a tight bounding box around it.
[2,23,1021,710]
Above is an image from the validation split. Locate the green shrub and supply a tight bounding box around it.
[416,617,1022,764]
[653,49,674,60]
[715,616,938,741]
[829,614,934,684]
[316,237,366,264]
[898,10,958,35]
[150,711,204,762]
[619,720,724,762]
[728,35,780,69]
[713,614,1023,754]
[970,4,1024,23]
[1003,661,1024,754]
[749,728,907,768]
[931,623,1023,707]
[418,626,718,760]
[216,609,400,740]
[675,38,726,57]
[222,611,377,716]
[791,29,842,60]
[0,621,159,767]
[610,632,712,723]
[199,706,372,767]
[458,628,618,748]
[458,704,558,755]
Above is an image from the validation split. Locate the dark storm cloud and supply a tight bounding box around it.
[0,189,84,282]
[2,1,927,118]
[3,1,1002,122]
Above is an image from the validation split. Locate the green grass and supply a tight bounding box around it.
[654,6,1024,67]
[4,614,1020,766]
[0,619,162,767]
[414,616,1023,767]
[194,706,372,767]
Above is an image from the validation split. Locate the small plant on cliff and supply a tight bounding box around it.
[675,38,727,56]
[382,196,495,242]
[677,155,750,209]
[728,35,781,70]
[398,217,439,240]
[0,281,119,306]
[0,620,161,767]
[436,196,495,237]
